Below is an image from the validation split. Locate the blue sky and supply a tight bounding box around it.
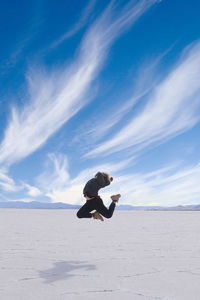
[0,0,200,206]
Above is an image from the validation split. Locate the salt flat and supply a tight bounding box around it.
[0,209,200,300]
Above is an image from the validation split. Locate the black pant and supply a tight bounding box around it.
[77,197,116,219]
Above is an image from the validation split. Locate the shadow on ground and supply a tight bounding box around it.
[39,261,96,283]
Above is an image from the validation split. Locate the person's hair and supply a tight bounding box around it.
[102,172,110,178]
[102,172,113,182]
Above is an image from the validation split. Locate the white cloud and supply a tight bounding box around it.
[74,55,163,148]
[36,153,70,192]
[46,184,83,205]
[86,41,200,157]
[72,158,134,185]
[74,90,148,148]
[0,45,100,166]
[0,170,42,197]
[38,154,133,204]
[112,163,200,206]
[50,0,97,48]
[0,170,20,192]
[23,183,42,197]
[0,0,158,168]
[38,159,200,207]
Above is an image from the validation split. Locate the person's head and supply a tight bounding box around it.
[102,172,113,182]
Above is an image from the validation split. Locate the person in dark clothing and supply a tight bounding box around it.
[77,172,121,221]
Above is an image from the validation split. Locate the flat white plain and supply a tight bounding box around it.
[0,209,200,300]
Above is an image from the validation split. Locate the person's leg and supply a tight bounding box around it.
[76,200,95,218]
[94,197,116,218]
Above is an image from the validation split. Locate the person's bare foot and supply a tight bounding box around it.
[92,211,104,221]
[111,194,121,203]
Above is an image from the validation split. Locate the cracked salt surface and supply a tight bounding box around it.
[0,209,200,300]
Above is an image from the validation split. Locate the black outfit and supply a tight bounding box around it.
[77,172,116,219]
[83,172,110,197]
[77,197,116,219]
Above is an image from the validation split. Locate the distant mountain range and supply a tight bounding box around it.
[0,201,200,210]
[0,201,80,209]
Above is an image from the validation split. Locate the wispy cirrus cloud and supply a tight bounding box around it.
[0,1,45,74]
[50,0,97,48]
[0,170,41,198]
[0,170,20,192]
[0,0,159,168]
[34,154,200,207]
[73,56,162,147]
[73,91,145,148]
[23,183,42,197]
[36,152,133,204]
[36,153,70,192]
[86,41,200,157]
[114,162,200,206]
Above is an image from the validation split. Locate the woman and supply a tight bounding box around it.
[76,172,121,221]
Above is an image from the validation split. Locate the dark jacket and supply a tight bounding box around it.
[83,172,110,197]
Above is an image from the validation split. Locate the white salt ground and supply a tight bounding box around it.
[0,209,200,300]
